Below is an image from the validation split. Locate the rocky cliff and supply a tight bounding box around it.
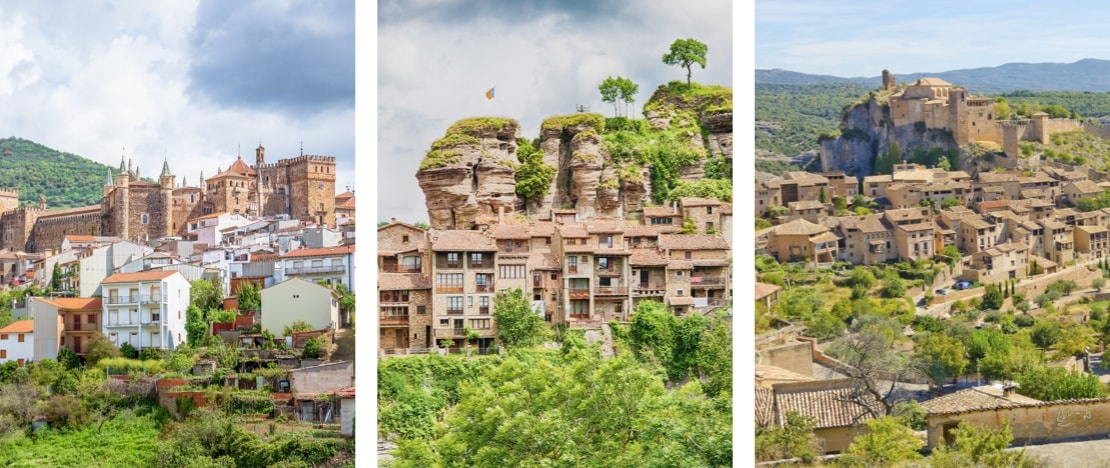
[415,83,733,229]
[415,118,522,230]
[819,94,956,176]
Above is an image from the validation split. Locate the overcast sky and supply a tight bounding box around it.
[0,1,354,202]
[756,0,1110,78]
[378,0,733,224]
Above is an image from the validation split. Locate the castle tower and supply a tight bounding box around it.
[256,144,265,166]
[882,69,895,91]
[0,189,19,214]
[1032,112,1050,143]
[115,170,130,241]
[103,167,115,197]
[160,159,175,238]
[949,88,969,145]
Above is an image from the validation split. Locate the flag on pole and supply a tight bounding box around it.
[485,87,495,100]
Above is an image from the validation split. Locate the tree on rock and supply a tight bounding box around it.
[662,38,707,87]
[599,76,640,118]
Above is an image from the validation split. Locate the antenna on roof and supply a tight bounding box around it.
[300,141,304,156]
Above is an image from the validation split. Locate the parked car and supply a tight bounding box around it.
[954,281,972,290]
[935,289,948,296]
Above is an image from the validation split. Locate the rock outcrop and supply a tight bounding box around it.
[819,94,957,176]
[416,118,521,230]
[415,82,733,227]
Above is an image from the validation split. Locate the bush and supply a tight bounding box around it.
[301,337,325,360]
[120,342,138,359]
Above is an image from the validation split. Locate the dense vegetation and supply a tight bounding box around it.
[0,138,115,209]
[380,299,732,466]
[755,83,873,158]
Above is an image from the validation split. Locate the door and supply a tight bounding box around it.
[425,325,431,348]
[395,329,408,348]
[640,270,649,287]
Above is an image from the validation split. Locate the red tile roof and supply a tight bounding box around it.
[42,297,102,310]
[281,245,355,258]
[0,320,33,334]
[102,271,179,283]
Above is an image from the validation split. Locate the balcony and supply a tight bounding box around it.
[690,277,726,288]
[141,294,162,303]
[142,315,162,326]
[568,266,579,275]
[475,284,494,293]
[386,265,422,273]
[478,306,490,315]
[446,308,464,315]
[633,284,666,296]
[285,264,346,275]
[594,286,627,296]
[65,323,99,332]
[105,296,137,305]
[380,314,410,326]
[469,260,492,269]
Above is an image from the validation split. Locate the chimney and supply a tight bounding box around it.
[390,217,396,224]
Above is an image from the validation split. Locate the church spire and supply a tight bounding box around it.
[105,166,114,186]
[161,157,171,177]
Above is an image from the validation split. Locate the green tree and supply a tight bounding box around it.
[662,38,708,87]
[915,332,967,386]
[492,288,547,348]
[414,221,430,230]
[119,342,138,359]
[51,263,62,291]
[881,276,906,299]
[234,282,260,312]
[302,337,325,359]
[1030,320,1063,349]
[599,76,621,116]
[755,411,820,463]
[849,267,877,289]
[84,332,121,366]
[698,317,732,397]
[840,416,922,466]
[189,277,223,315]
[514,137,557,202]
[185,305,208,347]
[941,197,961,208]
[929,420,1036,467]
[981,284,1003,311]
[617,77,639,118]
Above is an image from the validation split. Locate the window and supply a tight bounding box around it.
[677,289,684,296]
[551,273,557,280]
[598,257,609,270]
[470,318,491,329]
[447,296,463,313]
[599,235,613,248]
[684,251,692,259]
[0,334,5,340]
[570,301,589,317]
[402,235,410,243]
[0,350,5,359]
[436,273,463,290]
[479,296,490,314]
[439,319,450,326]
[476,273,492,291]
[417,306,427,315]
[567,238,576,245]
[17,334,23,343]
[470,253,484,267]
[567,256,578,272]
[141,213,148,224]
[446,252,460,267]
[706,206,713,214]
[468,296,474,307]
[545,237,551,245]
[498,265,525,278]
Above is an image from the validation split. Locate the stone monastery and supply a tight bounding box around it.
[0,145,336,254]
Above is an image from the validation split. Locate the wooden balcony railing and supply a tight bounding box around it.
[437,286,464,293]
[475,284,494,293]
[380,314,410,325]
[478,307,490,315]
[445,309,464,315]
[594,286,627,296]
[568,288,590,300]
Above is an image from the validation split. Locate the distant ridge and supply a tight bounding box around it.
[757,58,1110,93]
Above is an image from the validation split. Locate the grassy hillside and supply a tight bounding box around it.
[0,138,113,209]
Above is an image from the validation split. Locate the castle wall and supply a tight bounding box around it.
[28,211,100,253]
[0,190,19,213]
[172,188,209,237]
[1043,117,1083,136]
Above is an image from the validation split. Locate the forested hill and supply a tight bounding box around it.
[0,137,114,209]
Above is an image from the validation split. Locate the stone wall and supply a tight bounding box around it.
[761,340,813,377]
[288,360,354,395]
[29,209,100,253]
[927,398,1110,448]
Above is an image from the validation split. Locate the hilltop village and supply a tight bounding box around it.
[0,145,357,450]
[756,76,1110,464]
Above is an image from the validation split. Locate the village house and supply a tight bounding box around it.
[29,297,101,360]
[101,270,190,351]
[0,320,34,366]
[260,277,340,337]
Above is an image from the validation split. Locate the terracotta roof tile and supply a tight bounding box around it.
[0,320,33,334]
[281,245,355,258]
[756,386,774,427]
[754,282,780,300]
[558,223,589,238]
[630,249,668,266]
[771,218,829,236]
[920,386,1041,415]
[679,197,722,207]
[42,297,102,310]
[430,230,496,251]
[774,381,877,429]
[658,234,730,251]
[644,206,680,218]
[102,271,179,283]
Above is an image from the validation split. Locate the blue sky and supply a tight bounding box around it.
[756,0,1110,77]
[378,0,733,224]
[0,1,354,196]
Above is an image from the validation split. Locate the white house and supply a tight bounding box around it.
[276,244,355,292]
[260,277,340,336]
[0,320,34,366]
[39,240,153,297]
[101,270,190,351]
[187,212,253,246]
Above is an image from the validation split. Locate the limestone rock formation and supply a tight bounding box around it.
[819,94,957,176]
[416,118,522,230]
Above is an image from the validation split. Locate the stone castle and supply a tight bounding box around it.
[0,145,336,253]
[883,70,1104,158]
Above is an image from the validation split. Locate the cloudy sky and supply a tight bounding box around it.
[378,0,733,224]
[0,1,354,201]
[756,1,1110,78]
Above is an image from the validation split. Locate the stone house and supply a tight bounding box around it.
[428,229,499,351]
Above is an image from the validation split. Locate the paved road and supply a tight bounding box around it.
[1014,438,1110,467]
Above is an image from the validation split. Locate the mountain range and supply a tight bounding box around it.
[757,58,1110,94]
